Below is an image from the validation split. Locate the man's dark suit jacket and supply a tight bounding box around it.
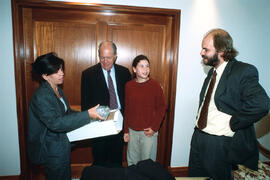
[199,59,269,170]
[81,63,131,113]
[27,81,90,165]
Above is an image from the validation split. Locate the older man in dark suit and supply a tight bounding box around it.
[81,41,131,167]
[188,29,269,180]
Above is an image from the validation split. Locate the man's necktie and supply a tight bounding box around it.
[197,71,217,130]
[107,70,118,109]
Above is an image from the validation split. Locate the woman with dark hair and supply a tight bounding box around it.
[123,55,166,166]
[27,52,103,180]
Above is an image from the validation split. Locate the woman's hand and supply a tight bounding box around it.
[144,127,155,137]
[124,133,130,142]
[88,104,104,120]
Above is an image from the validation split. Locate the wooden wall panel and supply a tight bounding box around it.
[34,22,54,56]
[34,22,97,106]
[108,24,165,77]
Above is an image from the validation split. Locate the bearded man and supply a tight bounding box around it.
[188,28,269,180]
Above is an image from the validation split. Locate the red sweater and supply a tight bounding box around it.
[124,78,166,133]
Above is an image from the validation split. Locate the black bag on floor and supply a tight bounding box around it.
[80,159,175,180]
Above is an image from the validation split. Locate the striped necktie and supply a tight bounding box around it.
[107,70,118,109]
[197,71,217,130]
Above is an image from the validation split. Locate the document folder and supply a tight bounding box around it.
[67,109,123,142]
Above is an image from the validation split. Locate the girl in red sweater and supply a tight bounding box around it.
[123,55,166,165]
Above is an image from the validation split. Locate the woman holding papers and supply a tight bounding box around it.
[27,52,103,180]
[123,55,166,166]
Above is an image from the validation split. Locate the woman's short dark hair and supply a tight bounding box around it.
[132,55,150,78]
[206,28,239,61]
[32,52,64,78]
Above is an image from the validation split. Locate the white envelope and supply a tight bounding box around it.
[67,109,123,142]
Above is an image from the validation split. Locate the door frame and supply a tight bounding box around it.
[12,0,180,179]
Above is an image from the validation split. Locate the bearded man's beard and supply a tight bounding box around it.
[202,52,219,67]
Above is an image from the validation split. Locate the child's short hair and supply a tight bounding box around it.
[132,54,150,68]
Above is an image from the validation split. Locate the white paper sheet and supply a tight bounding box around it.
[67,109,123,142]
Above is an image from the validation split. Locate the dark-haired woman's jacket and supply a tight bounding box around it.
[27,81,90,165]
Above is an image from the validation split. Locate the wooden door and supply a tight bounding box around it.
[12,1,180,179]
